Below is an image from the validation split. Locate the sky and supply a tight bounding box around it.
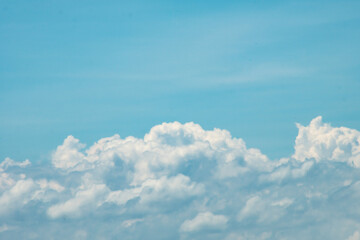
[1,0,360,239]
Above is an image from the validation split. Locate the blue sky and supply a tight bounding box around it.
[1,0,360,162]
[1,1,360,239]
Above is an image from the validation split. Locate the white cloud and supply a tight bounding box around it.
[237,195,293,224]
[0,179,36,215]
[36,179,65,193]
[52,135,88,172]
[47,174,110,218]
[2,117,360,239]
[122,218,144,228]
[261,160,314,182]
[139,174,204,204]
[180,211,228,232]
[106,188,141,206]
[50,121,273,186]
[0,172,16,190]
[271,198,293,207]
[0,158,30,170]
[293,116,360,167]
[237,195,262,221]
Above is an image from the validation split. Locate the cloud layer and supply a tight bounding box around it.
[1,117,360,239]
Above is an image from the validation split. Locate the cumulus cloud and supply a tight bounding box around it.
[1,117,360,239]
[50,122,273,185]
[293,116,360,167]
[180,211,228,232]
[52,135,88,172]
[47,180,109,218]
[0,179,36,215]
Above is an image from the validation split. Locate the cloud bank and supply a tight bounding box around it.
[1,117,360,239]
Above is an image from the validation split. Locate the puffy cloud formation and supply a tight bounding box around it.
[293,116,360,166]
[1,117,360,239]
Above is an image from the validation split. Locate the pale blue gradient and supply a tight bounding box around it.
[1,0,360,162]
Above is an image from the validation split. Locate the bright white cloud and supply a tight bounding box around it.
[293,116,360,167]
[1,117,360,239]
[51,121,273,186]
[52,135,88,172]
[139,174,204,204]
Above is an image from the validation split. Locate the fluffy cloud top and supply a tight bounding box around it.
[293,116,360,166]
[1,117,360,239]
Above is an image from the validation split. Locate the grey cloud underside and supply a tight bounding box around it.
[1,117,360,240]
